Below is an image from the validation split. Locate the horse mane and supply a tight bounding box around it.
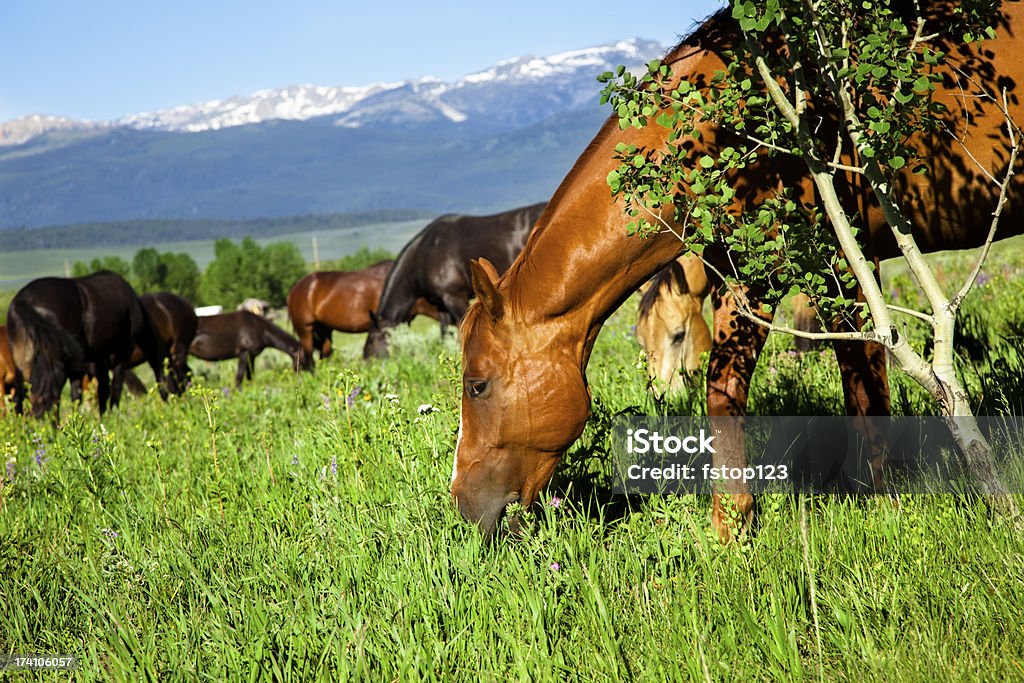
[638,260,687,318]
[500,8,737,316]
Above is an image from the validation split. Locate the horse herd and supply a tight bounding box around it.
[3,5,1022,541]
[0,201,706,419]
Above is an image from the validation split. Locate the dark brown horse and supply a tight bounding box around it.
[190,311,302,387]
[136,292,198,395]
[452,5,1024,539]
[363,202,546,359]
[288,260,442,369]
[0,325,16,412]
[6,271,166,418]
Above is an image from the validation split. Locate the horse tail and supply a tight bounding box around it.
[123,369,147,396]
[7,298,85,410]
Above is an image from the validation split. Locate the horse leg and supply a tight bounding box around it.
[69,375,84,404]
[171,342,190,394]
[315,325,335,360]
[438,313,454,339]
[706,284,773,542]
[439,294,469,338]
[297,323,316,369]
[832,335,891,489]
[12,370,25,416]
[95,365,111,415]
[110,363,126,410]
[235,352,250,388]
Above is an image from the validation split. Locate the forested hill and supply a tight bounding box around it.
[0,209,433,253]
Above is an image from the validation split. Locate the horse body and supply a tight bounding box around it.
[190,310,302,387]
[453,4,1024,538]
[363,202,546,358]
[6,271,165,417]
[288,260,442,368]
[636,256,712,393]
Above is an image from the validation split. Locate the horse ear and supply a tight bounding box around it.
[470,258,504,321]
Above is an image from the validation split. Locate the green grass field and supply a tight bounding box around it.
[1,242,1024,680]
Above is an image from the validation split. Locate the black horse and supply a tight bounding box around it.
[190,311,302,387]
[6,271,166,418]
[363,202,545,358]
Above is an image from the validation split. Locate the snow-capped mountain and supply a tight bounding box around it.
[1,38,664,144]
[0,38,668,229]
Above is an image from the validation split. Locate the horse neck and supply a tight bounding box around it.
[501,133,685,367]
[375,262,421,329]
[261,320,299,355]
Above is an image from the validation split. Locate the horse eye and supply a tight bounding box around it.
[466,379,490,399]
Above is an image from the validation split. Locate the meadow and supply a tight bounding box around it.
[2,242,1024,681]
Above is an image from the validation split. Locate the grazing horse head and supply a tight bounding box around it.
[361,204,545,360]
[636,256,711,394]
[363,311,390,359]
[451,258,593,538]
[452,4,1024,540]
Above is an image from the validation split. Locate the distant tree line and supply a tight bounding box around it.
[70,238,305,309]
[320,246,395,272]
[0,209,432,253]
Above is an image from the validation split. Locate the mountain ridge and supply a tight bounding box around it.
[0,38,665,229]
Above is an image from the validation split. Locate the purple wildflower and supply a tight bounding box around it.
[4,459,14,481]
[330,454,338,477]
[291,453,300,466]
[549,497,562,508]
[549,562,561,572]
[221,386,231,397]
[321,394,331,409]
[102,528,119,541]
[976,271,993,287]
[33,438,46,468]
[346,386,361,409]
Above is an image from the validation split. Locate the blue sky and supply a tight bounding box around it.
[0,1,724,122]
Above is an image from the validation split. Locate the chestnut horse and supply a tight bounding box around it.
[452,5,1024,539]
[0,325,16,411]
[636,255,712,394]
[6,271,166,418]
[190,311,302,388]
[288,260,441,369]
[363,203,546,359]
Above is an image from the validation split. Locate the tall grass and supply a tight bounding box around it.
[1,246,1023,679]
